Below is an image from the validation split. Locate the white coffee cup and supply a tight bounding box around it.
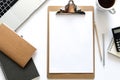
[96,0,116,14]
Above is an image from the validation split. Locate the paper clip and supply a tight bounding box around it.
[56,0,85,15]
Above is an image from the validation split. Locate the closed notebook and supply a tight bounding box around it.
[0,23,36,67]
[0,51,39,80]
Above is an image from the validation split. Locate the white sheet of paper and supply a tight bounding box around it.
[49,11,93,73]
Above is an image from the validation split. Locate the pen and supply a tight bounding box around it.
[102,33,105,67]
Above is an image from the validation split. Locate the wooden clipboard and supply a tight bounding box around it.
[47,6,95,79]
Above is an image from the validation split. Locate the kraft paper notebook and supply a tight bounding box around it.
[0,23,36,68]
[0,51,39,80]
[47,6,95,79]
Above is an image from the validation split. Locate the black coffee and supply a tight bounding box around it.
[98,0,115,8]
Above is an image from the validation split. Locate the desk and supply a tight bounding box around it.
[0,0,120,80]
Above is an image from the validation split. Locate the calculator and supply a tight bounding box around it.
[112,27,120,52]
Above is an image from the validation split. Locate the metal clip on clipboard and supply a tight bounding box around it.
[56,0,85,15]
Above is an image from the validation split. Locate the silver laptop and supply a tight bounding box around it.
[0,0,47,31]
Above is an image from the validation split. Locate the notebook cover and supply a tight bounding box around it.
[0,51,39,80]
[0,23,36,67]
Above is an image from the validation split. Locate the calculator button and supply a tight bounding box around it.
[116,41,119,43]
[119,49,120,51]
[117,44,120,46]
[116,39,118,41]
[116,42,119,44]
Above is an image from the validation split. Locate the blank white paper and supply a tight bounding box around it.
[49,11,93,73]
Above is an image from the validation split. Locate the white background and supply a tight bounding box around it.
[0,0,120,80]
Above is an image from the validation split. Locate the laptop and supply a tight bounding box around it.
[0,0,47,31]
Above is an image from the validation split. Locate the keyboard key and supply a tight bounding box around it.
[1,6,5,9]
[0,12,4,16]
[9,0,18,7]
[6,6,10,10]
[3,9,7,13]
[0,2,3,5]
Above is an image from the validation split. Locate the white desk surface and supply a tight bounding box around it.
[0,0,120,80]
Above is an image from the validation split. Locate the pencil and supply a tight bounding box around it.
[94,23,102,61]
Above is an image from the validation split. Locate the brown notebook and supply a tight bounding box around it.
[0,23,36,68]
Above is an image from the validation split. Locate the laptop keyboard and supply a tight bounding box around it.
[0,0,18,18]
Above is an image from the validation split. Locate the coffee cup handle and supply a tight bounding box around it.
[109,8,116,14]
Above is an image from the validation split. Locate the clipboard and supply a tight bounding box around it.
[47,5,95,79]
